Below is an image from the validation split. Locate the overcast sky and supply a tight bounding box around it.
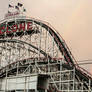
[0,0,92,74]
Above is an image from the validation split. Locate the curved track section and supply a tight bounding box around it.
[0,16,92,92]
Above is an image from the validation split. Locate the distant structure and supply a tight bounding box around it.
[0,1,92,92]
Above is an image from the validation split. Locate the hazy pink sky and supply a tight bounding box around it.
[0,0,92,73]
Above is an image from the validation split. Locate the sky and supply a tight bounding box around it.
[0,0,92,74]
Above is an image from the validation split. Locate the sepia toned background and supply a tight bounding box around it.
[0,0,92,74]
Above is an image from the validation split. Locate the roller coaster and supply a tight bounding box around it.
[0,14,92,92]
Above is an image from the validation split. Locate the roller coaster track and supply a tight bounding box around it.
[0,17,92,91]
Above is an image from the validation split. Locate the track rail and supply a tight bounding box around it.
[0,16,92,88]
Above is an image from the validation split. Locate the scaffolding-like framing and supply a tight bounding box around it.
[0,16,92,92]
